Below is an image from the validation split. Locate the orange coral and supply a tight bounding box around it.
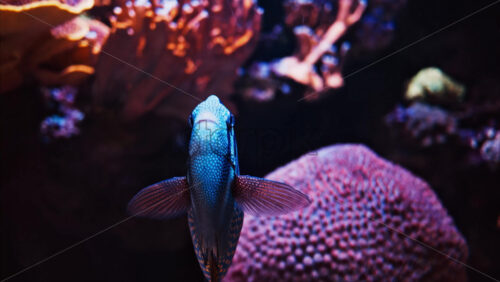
[272,0,366,98]
[0,0,94,35]
[0,0,109,93]
[92,0,261,120]
[32,16,110,86]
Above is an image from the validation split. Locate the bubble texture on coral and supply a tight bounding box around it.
[226,144,468,281]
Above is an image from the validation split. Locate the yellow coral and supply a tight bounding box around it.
[405,67,466,103]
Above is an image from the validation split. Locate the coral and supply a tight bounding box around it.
[35,16,109,84]
[0,0,93,35]
[236,62,286,102]
[40,86,84,140]
[225,144,468,281]
[92,0,261,120]
[385,67,500,167]
[0,0,107,93]
[405,67,466,104]
[271,0,366,94]
[386,67,500,165]
[386,101,500,165]
[235,0,407,102]
[480,132,500,164]
[354,0,407,51]
[385,102,457,147]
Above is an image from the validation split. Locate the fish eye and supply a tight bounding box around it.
[188,114,194,127]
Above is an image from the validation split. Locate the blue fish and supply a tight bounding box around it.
[127,95,311,281]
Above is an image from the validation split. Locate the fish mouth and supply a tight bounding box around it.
[194,111,219,127]
[195,119,218,126]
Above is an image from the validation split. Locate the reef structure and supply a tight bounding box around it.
[40,86,85,140]
[405,67,466,104]
[385,102,458,147]
[354,0,407,52]
[236,0,407,101]
[480,132,500,164]
[272,0,366,94]
[0,0,109,93]
[225,144,468,281]
[386,67,500,166]
[92,0,262,120]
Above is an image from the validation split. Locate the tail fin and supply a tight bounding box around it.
[209,252,219,282]
[187,208,243,282]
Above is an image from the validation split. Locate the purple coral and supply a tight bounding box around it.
[386,101,500,165]
[480,132,500,164]
[385,102,457,147]
[355,0,407,51]
[225,144,468,281]
[40,86,84,140]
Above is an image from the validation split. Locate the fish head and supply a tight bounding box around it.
[188,95,235,156]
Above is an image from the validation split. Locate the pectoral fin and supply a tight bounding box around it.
[127,177,190,219]
[233,175,311,216]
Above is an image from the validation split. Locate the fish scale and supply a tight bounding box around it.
[190,155,228,209]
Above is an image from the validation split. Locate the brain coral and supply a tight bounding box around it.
[225,144,468,281]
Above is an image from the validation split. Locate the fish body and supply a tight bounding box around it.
[127,95,310,281]
[186,96,242,280]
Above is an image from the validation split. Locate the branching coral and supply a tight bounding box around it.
[0,0,107,92]
[232,0,407,101]
[92,0,261,120]
[225,144,468,281]
[272,0,366,94]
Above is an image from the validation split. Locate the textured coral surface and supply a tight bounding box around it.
[92,0,261,120]
[226,144,468,281]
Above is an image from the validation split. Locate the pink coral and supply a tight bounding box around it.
[226,144,468,281]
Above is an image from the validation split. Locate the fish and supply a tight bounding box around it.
[127,95,311,281]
